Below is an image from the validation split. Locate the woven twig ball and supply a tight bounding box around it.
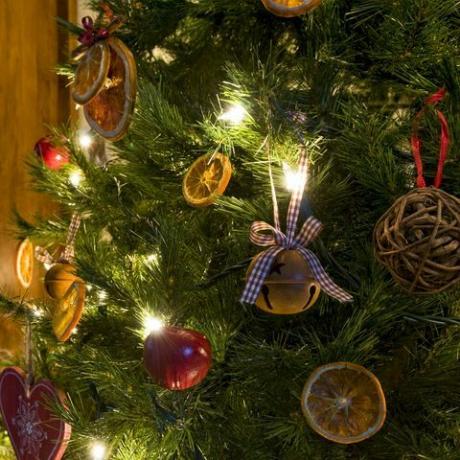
[374,188,460,294]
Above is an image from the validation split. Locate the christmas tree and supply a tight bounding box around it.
[2,0,460,458]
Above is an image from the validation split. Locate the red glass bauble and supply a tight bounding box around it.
[144,326,212,390]
[34,137,70,170]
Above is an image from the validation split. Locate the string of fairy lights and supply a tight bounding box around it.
[64,102,307,458]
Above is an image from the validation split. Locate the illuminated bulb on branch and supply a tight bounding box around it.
[145,253,159,264]
[90,441,107,460]
[143,315,164,338]
[218,104,247,125]
[97,290,108,302]
[283,162,306,193]
[32,307,43,318]
[78,131,93,150]
[69,169,84,188]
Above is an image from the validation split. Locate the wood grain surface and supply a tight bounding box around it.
[0,0,75,299]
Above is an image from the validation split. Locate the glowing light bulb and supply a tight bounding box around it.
[90,441,107,460]
[218,104,247,125]
[78,132,93,150]
[69,169,83,187]
[283,162,306,192]
[145,253,159,264]
[32,308,43,318]
[97,290,108,302]
[143,315,164,338]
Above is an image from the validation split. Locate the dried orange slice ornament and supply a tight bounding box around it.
[52,281,86,342]
[183,153,232,207]
[301,362,386,444]
[16,239,34,289]
[72,41,110,104]
[84,37,137,141]
[261,0,321,17]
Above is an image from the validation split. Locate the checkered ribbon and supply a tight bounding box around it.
[240,147,353,304]
[35,213,81,265]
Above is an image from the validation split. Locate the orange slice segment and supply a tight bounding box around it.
[52,281,86,342]
[261,0,321,17]
[16,239,34,289]
[301,362,386,444]
[84,37,137,141]
[72,41,110,104]
[183,153,232,207]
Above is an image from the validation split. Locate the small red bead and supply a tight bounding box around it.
[34,137,70,170]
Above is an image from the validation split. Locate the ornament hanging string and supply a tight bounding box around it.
[240,144,353,304]
[267,139,281,232]
[410,88,450,188]
[35,213,82,266]
[25,320,33,396]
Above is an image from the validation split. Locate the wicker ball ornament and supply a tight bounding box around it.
[374,188,460,294]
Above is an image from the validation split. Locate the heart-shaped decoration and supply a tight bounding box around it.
[0,367,71,460]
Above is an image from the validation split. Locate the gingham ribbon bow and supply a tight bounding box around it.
[240,147,353,304]
[35,213,81,265]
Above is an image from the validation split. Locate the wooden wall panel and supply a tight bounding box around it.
[0,0,75,298]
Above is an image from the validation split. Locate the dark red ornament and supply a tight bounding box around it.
[34,137,70,170]
[0,367,71,460]
[144,327,212,390]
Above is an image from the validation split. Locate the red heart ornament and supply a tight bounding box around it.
[0,367,71,460]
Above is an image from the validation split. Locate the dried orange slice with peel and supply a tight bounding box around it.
[183,153,232,207]
[16,239,34,289]
[72,41,110,104]
[52,281,86,342]
[84,37,137,141]
[301,362,386,444]
[261,0,321,17]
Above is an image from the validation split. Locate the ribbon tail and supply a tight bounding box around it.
[35,246,54,265]
[295,216,323,247]
[62,213,81,263]
[240,246,284,304]
[297,247,353,303]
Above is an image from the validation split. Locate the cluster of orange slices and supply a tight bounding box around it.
[16,241,84,342]
[72,37,137,141]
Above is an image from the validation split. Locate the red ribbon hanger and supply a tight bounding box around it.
[410,88,450,189]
